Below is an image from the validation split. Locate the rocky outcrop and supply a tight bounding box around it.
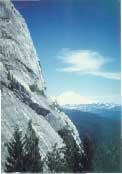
[0,0,83,171]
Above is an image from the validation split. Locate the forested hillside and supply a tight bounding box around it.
[63,108,121,172]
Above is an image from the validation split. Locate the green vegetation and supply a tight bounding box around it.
[93,141,120,172]
[5,106,120,173]
[58,128,84,172]
[29,84,45,95]
[5,121,43,173]
[4,126,24,172]
[5,119,94,173]
[29,84,38,92]
[64,108,121,172]
[23,120,43,172]
[82,134,95,172]
[45,143,67,172]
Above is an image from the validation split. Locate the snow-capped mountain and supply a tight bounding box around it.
[0,1,82,171]
[63,103,121,115]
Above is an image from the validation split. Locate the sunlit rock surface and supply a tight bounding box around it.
[0,0,82,171]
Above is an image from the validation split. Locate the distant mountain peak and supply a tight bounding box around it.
[63,103,121,113]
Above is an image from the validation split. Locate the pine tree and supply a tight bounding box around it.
[45,143,67,172]
[23,120,43,172]
[4,125,24,172]
[82,133,94,172]
[58,128,83,172]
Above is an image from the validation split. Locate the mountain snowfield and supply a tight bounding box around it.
[63,103,121,113]
[0,0,83,171]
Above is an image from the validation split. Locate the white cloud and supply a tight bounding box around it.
[51,91,121,105]
[90,71,120,80]
[52,91,93,105]
[57,49,120,80]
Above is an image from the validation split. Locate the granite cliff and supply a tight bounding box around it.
[0,0,83,171]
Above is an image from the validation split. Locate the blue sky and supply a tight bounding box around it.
[14,0,121,104]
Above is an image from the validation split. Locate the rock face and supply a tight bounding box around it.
[0,0,83,171]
